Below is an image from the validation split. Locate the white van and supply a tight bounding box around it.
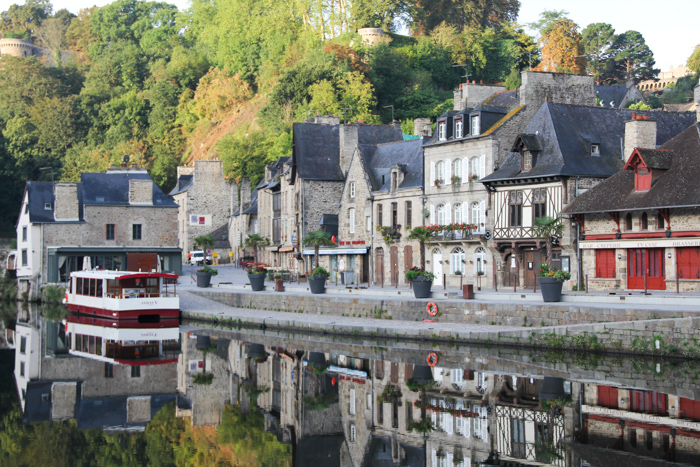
[189,250,212,266]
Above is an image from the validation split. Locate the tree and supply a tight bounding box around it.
[582,23,616,84]
[244,234,269,266]
[407,226,433,271]
[0,0,52,39]
[193,235,214,264]
[532,216,565,268]
[527,9,568,39]
[535,18,585,75]
[609,30,658,84]
[688,44,700,76]
[303,229,333,268]
[411,0,520,35]
[34,17,70,66]
[352,0,410,32]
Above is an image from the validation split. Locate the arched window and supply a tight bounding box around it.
[453,159,462,184]
[625,213,633,231]
[471,157,480,179]
[472,202,481,228]
[436,161,445,184]
[437,204,445,225]
[450,247,465,274]
[657,212,665,230]
[453,203,462,224]
[641,212,648,230]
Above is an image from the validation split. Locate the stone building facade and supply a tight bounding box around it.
[15,167,181,299]
[170,160,237,260]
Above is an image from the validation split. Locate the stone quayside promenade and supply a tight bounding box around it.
[179,266,700,358]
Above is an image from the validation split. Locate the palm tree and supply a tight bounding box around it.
[407,226,433,271]
[244,234,269,266]
[532,216,565,268]
[193,235,214,265]
[303,229,333,268]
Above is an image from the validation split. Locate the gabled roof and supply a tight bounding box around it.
[26,181,84,223]
[483,89,520,108]
[512,133,542,152]
[207,224,231,249]
[482,103,696,183]
[628,148,672,170]
[563,124,700,215]
[360,139,424,192]
[241,189,258,215]
[81,170,176,207]
[169,174,193,195]
[595,84,634,107]
[292,123,402,181]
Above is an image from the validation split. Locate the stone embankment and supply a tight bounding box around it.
[182,289,700,358]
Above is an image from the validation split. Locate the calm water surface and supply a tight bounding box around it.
[2,302,700,466]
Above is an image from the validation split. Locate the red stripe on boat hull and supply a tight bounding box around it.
[66,304,180,320]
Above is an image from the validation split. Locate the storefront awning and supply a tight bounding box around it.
[265,245,280,252]
[279,246,295,252]
[303,248,367,255]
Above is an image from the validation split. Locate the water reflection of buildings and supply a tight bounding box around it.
[174,329,700,467]
[15,305,179,431]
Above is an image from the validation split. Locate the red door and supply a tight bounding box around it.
[627,248,665,290]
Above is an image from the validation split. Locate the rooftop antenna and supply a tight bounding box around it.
[383,104,394,122]
[453,64,470,82]
[341,104,353,124]
[40,167,56,183]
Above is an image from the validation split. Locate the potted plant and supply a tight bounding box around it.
[244,234,270,291]
[406,226,435,298]
[196,264,218,288]
[303,230,334,294]
[533,216,570,302]
[274,274,284,292]
[451,175,461,191]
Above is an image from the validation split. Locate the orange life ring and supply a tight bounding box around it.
[427,302,438,316]
[427,352,439,367]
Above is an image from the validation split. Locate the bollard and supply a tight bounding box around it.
[644,269,648,294]
[586,274,589,293]
[677,274,679,294]
[513,274,516,292]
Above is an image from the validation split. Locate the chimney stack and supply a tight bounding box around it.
[413,118,432,137]
[339,123,359,175]
[53,183,79,221]
[624,113,657,163]
[240,177,251,209]
[129,179,153,205]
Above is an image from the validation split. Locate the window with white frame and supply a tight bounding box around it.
[437,204,445,225]
[349,208,355,234]
[453,203,463,224]
[471,114,480,135]
[350,182,355,198]
[436,160,445,184]
[21,249,27,266]
[471,202,481,228]
[455,120,463,138]
[451,247,465,274]
[366,216,371,232]
[471,157,479,180]
[349,388,356,415]
[22,226,27,242]
[475,246,486,275]
[438,122,446,140]
[453,159,462,184]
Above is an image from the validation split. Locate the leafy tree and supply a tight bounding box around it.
[34,17,70,66]
[0,0,52,39]
[352,0,410,31]
[411,0,520,35]
[527,9,568,38]
[303,229,333,268]
[144,401,186,467]
[535,18,585,75]
[582,23,616,84]
[688,44,700,75]
[609,30,658,83]
[217,130,289,187]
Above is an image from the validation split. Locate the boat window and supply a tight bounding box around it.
[96,280,103,297]
[96,337,102,356]
[76,277,83,295]
[82,278,89,295]
[89,279,97,297]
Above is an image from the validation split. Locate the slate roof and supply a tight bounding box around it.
[77,394,177,430]
[482,103,696,183]
[169,174,193,195]
[483,89,520,108]
[359,139,424,192]
[22,381,56,423]
[362,436,425,467]
[241,189,258,215]
[292,123,402,181]
[595,84,632,107]
[207,223,231,249]
[81,171,176,207]
[25,182,84,223]
[635,148,672,169]
[295,435,344,466]
[563,123,700,214]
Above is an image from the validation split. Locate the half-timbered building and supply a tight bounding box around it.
[481,103,695,290]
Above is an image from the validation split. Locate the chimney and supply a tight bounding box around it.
[129,179,153,205]
[230,179,240,215]
[392,120,401,131]
[240,177,251,209]
[339,123,359,175]
[177,165,194,179]
[53,183,79,221]
[624,114,657,162]
[413,118,432,137]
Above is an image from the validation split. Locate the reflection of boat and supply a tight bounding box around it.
[66,314,180,365]
[65,270,179,320]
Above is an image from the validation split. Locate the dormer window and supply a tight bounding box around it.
[471,115,480,136]
[523,150,533,172]
[44,203,52,210]
[455,120,463,138]
[438,122,446,140]
[635,166,651,191]
[591,144,600,156]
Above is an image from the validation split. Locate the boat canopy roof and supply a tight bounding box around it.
[69,270,178,280]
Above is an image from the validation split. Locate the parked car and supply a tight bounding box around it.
[190,250,212,266]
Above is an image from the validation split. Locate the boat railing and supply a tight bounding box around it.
[105,291,179,299]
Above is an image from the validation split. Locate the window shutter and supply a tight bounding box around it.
[596,249,616,278]
[480,201,486,226]
[463,157,469,181]
[463,203,469,223]
[445,158,452,185]
[430,204,435,225]
[430,161,435,186]
[445,203,451,224]
[480,155,486,178]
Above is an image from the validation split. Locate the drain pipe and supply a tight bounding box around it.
[575,177,582,289]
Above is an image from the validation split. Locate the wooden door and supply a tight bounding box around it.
[523,251,541,288]
[505,254,519,287]
[376,250,384,286]
[390,246,399,286]
[362,254,370,283]
[403,245,413,283]
[628,248,665,290]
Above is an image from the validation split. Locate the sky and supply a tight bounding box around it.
[36,0,700,71]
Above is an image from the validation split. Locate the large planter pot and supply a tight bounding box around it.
[411,277,433,299]
[537,277,564,302]
[248,273,266,291]
[308,275,328,294]
[196,272,212,288]
[411,365,435,386]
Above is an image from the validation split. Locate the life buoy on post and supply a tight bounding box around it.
[427,302,438,316]
[427,352,439,367]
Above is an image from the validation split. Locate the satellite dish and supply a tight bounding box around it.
[123,155,130,163]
